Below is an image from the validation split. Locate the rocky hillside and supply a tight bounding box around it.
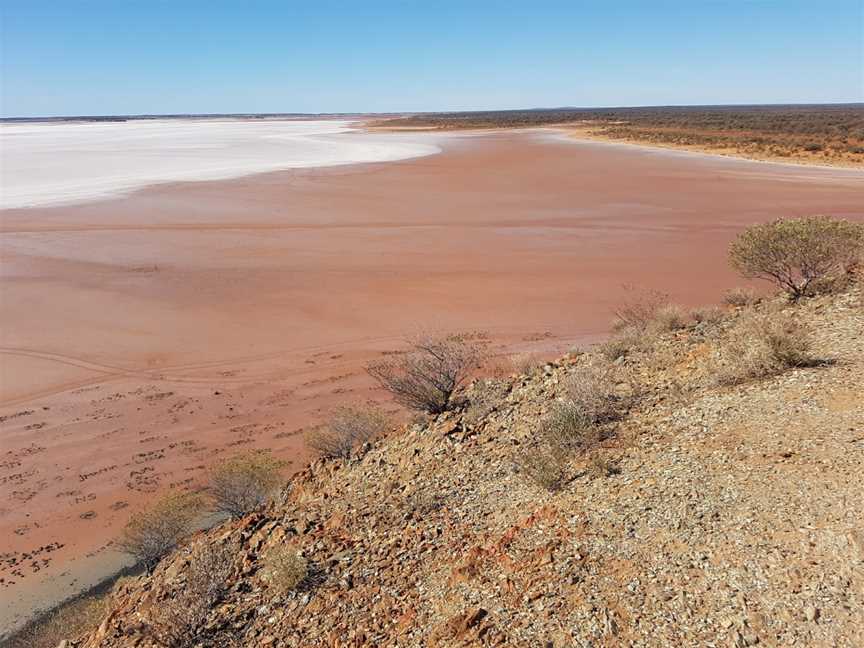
[69,286,863,647]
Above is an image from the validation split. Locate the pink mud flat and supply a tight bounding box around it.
[1,131,862,632]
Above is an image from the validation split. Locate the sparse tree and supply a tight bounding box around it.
[208,451,284,518]
[306,404,391,459]
[116,492,201,573]
[366,333,482,413]
[729,216,864,299]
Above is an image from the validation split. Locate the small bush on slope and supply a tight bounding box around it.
[722,286,760,307]
[604,289,690,360]
[208,450,284,518]
[729,216,864,300]
[143,542,236,648]
[367,333,482,413]
[116,492,201,573]
[564,362,626,424]
[261,547,308,595]
[515,446,567,492]
[713,310,817,385]
[612,287,670,332]
[649,303,689,332]
[690,305,726,325]
[306,405,391,459]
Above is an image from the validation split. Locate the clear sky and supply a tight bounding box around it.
[1,0,862,117]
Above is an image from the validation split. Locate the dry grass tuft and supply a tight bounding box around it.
[714,310,817,385]
[538,400,605,457]
[464,379,507,427]
[515,446,566,492]
[599,326,648,361]
[723,286,760,307]
[612,287,669,332]
[649,303,689,332]
[564,362,626,424]
[261,547,308,595]
[509,351,543,375]
[586,452,622,478]
[690,305,726,325]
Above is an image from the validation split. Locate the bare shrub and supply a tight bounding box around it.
[729,216,864,299]
[606,288,686,359]
[306,404,391,459]
[723,286,760,307]
[565,363,624,424]
[208,450,284,518]
[538,400,604,457]
[367,333,482,413]
[261,546,308,595]
[714,311,816,385]
[116,492,201,573]
[612,287,669,331]
[510,351,542,374]
[144,542,235,647]
[515,446,566,492]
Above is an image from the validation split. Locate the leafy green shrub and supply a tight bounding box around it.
[729,216,864,299]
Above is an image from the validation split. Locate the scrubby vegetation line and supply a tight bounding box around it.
[372,104,864,166]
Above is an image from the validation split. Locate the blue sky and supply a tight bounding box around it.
[1,0,862,117]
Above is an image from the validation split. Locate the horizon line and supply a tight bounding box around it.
[3,101,862,123]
